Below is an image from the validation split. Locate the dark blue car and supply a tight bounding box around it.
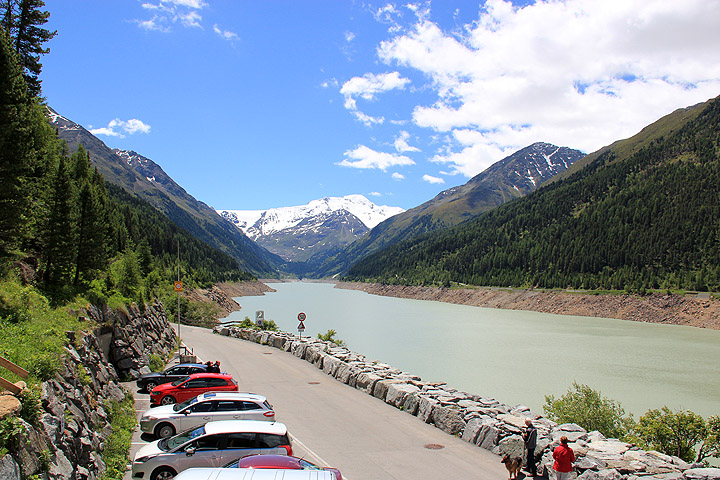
[136,363,208,393]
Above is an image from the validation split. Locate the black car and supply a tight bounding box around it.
[136,363,208,393]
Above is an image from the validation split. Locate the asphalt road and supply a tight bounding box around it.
[125,325,508,480]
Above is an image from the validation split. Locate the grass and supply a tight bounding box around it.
[100,393,137,480]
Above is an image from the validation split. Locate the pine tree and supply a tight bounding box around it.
[43,156,76,287]
[1,0,56,97]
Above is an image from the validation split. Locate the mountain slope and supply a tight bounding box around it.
[346,95,720,292]
[219,195,404,262]
[46,108,283,276]
[312,142,584,277]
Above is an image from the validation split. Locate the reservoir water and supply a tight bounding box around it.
[221,282,720,419]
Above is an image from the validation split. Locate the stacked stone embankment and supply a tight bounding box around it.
[214,326,720,480]
[0,302,177,480]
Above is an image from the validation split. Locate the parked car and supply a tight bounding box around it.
[226,455,342,480]
[137,363,208,393]
[150,373,238,407]
[131,420,293,480]
[175,468,337,480]
[140,392,276,438]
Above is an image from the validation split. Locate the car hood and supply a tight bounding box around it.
[139,372,164,380]
[151,382,175,393]
[134,439,164,460]
[143,404,177,417]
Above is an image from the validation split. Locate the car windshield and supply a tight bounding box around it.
[164,425,206,451]
[173,396,197,412]
[171,375,190,387]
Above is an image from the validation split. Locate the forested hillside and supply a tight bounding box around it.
[1,21,250,310]
[347,96,720,292]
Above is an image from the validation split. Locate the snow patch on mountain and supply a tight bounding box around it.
[218,195,404,240]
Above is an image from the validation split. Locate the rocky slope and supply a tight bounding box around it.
[0,302,177,479]
[335,283,720,330]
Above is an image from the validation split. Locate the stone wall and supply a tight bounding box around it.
[214,326,720,480]
[0,302,177,480]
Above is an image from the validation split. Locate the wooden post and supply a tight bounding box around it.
[0,355,28,395]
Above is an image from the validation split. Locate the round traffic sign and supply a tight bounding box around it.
[298,312,306,321]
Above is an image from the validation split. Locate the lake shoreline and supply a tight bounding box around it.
[334,281,720,330]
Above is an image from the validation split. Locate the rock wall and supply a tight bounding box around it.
[215,326,720,480]
[0,302,177,480]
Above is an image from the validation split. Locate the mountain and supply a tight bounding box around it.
[310,142,584,278]
[46,108,283,276]
[219,195,404,263]
[346,95,720,292]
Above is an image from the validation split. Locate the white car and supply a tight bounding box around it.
[140,392,276,438]
[131,420,292,480]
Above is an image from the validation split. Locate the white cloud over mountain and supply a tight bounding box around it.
[90,118,151,138]
[350,0,720,179]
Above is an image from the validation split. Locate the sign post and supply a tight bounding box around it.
[297,312,306,341]
[255,310,264,327]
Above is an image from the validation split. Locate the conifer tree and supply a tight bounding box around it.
[43,155,76,287]
[1,0,56,96]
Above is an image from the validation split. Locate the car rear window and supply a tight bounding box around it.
[257,433,290,448]
[240,401,262,411]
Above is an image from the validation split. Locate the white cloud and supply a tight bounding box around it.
[90,118,151,138]
[340,72,410,126]
[392,172,405,180]
[368,0,720,177]
[394,130,420,153]
[213,25,238,42]
[368,191,382,197]
[337,145,415,171]
[423,174,445,184]
[137,0,207,32]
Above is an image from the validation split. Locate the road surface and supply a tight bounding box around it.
[127,325,508,480]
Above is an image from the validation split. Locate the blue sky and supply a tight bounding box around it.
[41,0,720,210]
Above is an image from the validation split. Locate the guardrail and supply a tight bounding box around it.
[0,355,29,394]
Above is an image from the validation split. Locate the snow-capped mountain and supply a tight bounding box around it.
[219,195,404,262]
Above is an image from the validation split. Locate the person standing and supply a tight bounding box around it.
[523,418,538,477]
[553,436,575,480]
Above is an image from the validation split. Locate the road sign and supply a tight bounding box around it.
[298,312,306,321]
[255,311,264,326]
[174,281,183,292]
[298,321,305,331]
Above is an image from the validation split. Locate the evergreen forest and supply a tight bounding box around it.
[347,96,720,293]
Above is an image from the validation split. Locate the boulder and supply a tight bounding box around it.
[386,383,420,409]
[477,423,500,450]
[417,396,439,424]
[683,468,720,480]
[494,434,524,458]
[0,395,21,418]
[431,405,466,436]
[577,469,622,480]
[0,455,20,480]
[355,372,381,395]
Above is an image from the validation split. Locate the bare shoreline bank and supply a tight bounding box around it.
[335,281,720,330]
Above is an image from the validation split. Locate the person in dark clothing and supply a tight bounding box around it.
[523,418,538,477]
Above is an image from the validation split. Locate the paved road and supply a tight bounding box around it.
[126,325,507,480]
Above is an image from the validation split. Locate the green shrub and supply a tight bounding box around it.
[317,329,345,347]
[149,354,165,372]
[18,387,42,426]
[544,382,634,439]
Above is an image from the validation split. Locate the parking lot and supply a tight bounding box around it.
[124,325,507,479]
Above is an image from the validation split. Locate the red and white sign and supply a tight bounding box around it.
[298,312,306,321]
[298,321,306,331]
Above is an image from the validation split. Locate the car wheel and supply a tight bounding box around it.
[145,381,158,392]
[160,395,176,406]
[156,423,175,439]
[151,467,176,480]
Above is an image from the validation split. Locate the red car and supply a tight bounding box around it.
[228,454,343,479]
[149,373,238,406]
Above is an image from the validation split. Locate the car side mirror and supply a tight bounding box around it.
[185,446,196,456]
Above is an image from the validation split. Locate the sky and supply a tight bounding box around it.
[41,0,720,211]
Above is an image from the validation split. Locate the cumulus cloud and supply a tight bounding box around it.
[392,172,405,180]
[340,72,410,126]
[369,0,720,177]
[423,174,445,184]
[394,130,420,153]
[337,145,415,171]
[90,118,151,138]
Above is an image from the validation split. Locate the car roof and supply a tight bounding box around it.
[175,469,335,480]
[171,363,207,369]
[236,455,302,468]
[186,372,233,380]
[197,392,266,402]
[203,420,287,436]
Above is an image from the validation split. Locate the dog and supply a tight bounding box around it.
[501,454,523,480]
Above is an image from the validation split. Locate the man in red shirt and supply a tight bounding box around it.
[552,436,575,480]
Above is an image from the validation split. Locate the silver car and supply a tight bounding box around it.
[131,420,293,480]
[140,392,276,438]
